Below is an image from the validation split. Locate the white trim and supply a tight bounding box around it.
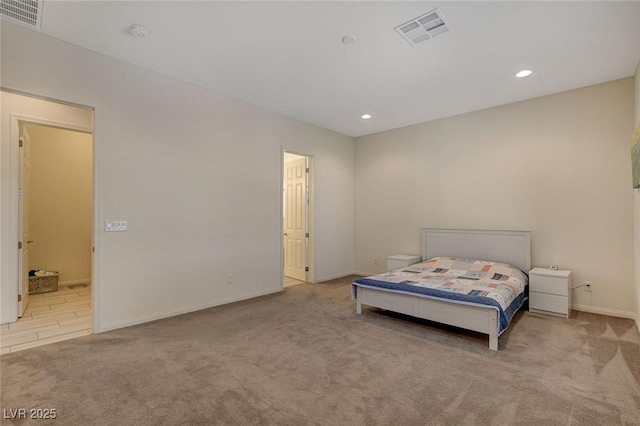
[352,270,375,277]
[100,287,282,332]
[91,104,102,334]
[307,156,315,283]
[0,87,94,113]
[6,115,21,322]
[571,304,636,320]
[11,114,92,134]
[315,272,357,283]
[58,279,91,287]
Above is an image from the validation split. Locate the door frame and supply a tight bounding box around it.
[281,147,315,285]
[3,89,101,333]
[17,123,31,316]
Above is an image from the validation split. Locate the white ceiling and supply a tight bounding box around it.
[21,1,640,137]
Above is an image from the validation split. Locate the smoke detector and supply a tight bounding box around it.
[0,0,43,27]
[395,9,451,46]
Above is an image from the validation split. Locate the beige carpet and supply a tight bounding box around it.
[1,275,639,425]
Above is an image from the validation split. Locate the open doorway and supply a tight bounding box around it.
[0,91,94,353]
[282,151,313,288]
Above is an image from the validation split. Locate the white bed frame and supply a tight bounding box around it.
[355,228,531,350]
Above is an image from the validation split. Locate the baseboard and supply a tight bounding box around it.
[98,286,282,333]
[58,278,91,287]
[352,270,375,277]
[315,272,360,283]
[571,303,636,320]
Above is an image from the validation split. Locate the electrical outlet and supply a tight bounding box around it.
[227,275,233,285]
[584,281,592,292]
[373,258,378,266]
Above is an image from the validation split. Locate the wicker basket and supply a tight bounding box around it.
[29,272,60,294]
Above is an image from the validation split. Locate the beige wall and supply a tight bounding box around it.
[355,78,635,316]
[26,123,92,285]
[1,22,355,328]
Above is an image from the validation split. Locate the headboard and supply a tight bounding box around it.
[422,228,531,272]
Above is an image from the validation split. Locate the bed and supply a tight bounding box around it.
[352,228,531,350]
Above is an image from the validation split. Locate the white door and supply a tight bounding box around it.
[18,125,31,316]
[284,157,308,281]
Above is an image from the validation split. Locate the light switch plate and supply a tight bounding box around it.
[105,221,127,232]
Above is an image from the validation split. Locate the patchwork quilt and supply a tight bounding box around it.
[353,257,528,334]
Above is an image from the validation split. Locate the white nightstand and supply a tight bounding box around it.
[528,268,572,318]
[387,255,421,272]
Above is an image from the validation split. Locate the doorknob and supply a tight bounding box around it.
[27,240,34,244]
[284,233,288,236]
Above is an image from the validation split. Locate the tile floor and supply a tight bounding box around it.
[283,276,305,288]
[0,284,92,354]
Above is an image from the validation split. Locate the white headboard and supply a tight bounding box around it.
[423,228,531,272]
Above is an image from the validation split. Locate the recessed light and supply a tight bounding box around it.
[516,69,532,78]
[341,35,357,44]
[128,24,149,38]
[361,114,372,120]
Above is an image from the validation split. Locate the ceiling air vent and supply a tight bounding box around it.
[0,0,43,27]
[395,8,451,46]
